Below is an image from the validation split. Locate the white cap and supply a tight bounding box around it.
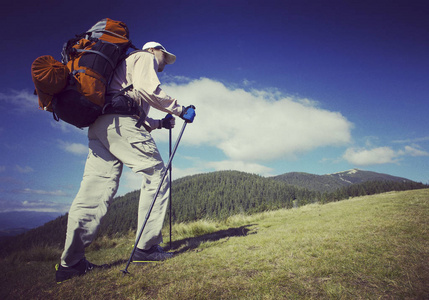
[142,41,176,64]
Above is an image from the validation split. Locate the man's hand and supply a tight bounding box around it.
[180,105,196,123]
[161,114,175,129]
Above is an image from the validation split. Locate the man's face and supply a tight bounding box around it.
[153,49,167,72]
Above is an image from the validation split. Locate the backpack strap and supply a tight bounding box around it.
[75,48,116,70]
[102,84,148,129]
[102,84,136,115]
[135,110,148,129]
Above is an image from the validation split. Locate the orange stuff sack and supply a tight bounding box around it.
[31,55,68,112]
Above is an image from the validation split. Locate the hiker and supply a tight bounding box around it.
[55,41,196,283]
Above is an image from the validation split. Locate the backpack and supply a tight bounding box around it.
[31,18,138,128]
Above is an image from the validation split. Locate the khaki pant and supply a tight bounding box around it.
[61,115,169,267]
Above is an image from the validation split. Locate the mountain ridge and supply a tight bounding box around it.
[271,168,414,192]
[0,211,63,237]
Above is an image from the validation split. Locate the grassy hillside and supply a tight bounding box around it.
[1,170,425,258]
[1,189,428,299]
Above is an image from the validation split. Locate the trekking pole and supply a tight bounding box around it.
[169,127,173,250]
[121,121,188,275]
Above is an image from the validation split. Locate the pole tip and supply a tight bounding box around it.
[120,269,130,275]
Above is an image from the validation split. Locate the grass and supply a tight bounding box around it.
[1,189,428,299]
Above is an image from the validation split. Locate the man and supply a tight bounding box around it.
[55,42,196,283]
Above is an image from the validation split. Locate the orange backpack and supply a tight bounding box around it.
[31,18,137,128]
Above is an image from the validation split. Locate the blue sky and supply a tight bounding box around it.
[0,0,428,215]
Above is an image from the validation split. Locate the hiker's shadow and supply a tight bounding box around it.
[168,224,257,254]
[108,224,257,268]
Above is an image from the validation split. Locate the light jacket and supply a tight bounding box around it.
[109,51,182,130]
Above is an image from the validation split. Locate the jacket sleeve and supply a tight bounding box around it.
[128,52,183,117]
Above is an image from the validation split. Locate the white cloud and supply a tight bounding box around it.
[11,200,69,213]
[343,144,429,166]
[15,165,34,173]
[392,136,429,144]
[343,147,398,166]
[170,166,204,180]
[160,78,353,162]
[58,140,88,155]
[121,170,142,192]
[0,197,71,213]
[51,120,88,135]
[17,188,67,196]
[399,145,429,157]
[206,160,273,176]
[0,90,36,112]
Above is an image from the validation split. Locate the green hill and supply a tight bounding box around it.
[1,189,428,299]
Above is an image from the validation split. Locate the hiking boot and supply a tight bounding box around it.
[55,258,110,283]
[132,245,174,263]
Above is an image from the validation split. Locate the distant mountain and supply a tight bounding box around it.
[0,211,63,237]
[271,169,414,192]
